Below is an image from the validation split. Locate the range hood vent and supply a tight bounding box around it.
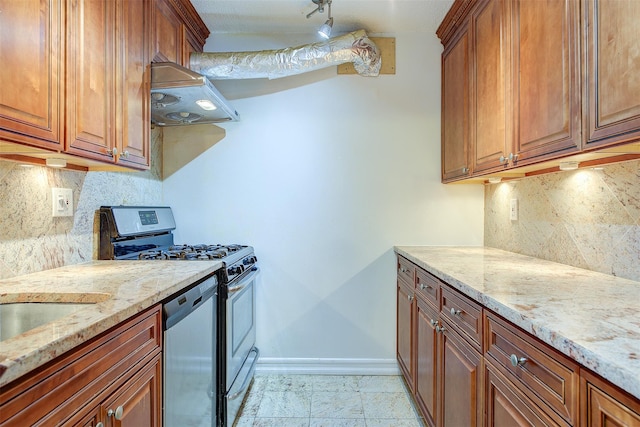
[151,62,240,126]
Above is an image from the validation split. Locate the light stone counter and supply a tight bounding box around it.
[0,260,222,387]
[394,246,640,400]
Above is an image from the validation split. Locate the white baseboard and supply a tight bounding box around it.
[255,357,400,376]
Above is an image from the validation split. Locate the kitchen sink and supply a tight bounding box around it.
[0,302,94,342]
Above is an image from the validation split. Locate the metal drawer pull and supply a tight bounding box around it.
[450,307,461,316]
[419,283,432,290]
[107,406,124,420]
[96,424,104,427]
[430,319,438,326]
[510,354,528,367]
[436,325,447,333]
[400,267,409,274]
[407,294,414,301]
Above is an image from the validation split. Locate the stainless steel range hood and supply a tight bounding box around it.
[151,62,240,126]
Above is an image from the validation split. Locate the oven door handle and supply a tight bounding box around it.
[228,347,260,401]
[227,267,259,295]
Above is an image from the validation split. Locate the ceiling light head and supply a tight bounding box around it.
[559,161,579,171]
[488,177,502,184]
[318,17,333,39]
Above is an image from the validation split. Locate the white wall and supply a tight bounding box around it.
[162,31,484,373]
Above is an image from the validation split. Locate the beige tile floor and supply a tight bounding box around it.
[234,374,425,427]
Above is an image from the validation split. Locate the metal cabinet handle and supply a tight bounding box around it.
[108,147,118,157]
[407,294,414,302]
[107,405,124,420]
[419,283,431,290]
[499,153,517,164]
[122,150,130,158]
[450,307,461,317]
[462,166,469,173]
[430,319,438,327]
[510,354,528,367]
[96,423,104,427]
[436,325,447,333]
[400,267,409,274]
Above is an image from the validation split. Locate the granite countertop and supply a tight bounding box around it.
[394,246,640,400]
[0,260,222,388]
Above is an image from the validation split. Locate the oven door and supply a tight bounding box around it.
[225,267,259,387]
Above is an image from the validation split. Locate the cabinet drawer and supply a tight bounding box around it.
[441,286,482,351]
[484,312,579,426]
[415,267,439,309]
[397,256,414,285]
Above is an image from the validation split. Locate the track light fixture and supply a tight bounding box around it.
[307,0,334,39]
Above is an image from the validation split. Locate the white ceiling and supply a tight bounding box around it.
[190,0,455,36]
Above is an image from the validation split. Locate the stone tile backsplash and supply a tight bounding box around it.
[485,159,640,282]
[0,129,163,279]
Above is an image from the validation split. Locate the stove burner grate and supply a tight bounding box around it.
[137,244,247,261]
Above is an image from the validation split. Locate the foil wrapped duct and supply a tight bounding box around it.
[189,30,381,80]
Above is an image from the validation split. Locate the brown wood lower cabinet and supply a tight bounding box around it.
[397,277,415,392]
[404,260,482,427]
[581,370,640,427]
[0,305,162,426]
[396,255,640,427]
[69,355,161,427]
[439,319,483,427]
[486,360,565,426]
[416,297,439,427]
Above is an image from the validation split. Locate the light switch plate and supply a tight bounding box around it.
[52,188,73,217]
[510,199,518,221]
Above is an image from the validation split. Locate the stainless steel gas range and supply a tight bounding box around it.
[98,206,259,427]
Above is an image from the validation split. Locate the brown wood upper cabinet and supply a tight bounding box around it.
[441,22,471,181]
[511,0,581,164]
[0,0,64,151]
[152,0,209,65]
[0,0,208,170]
[470,0,511,175]
[66,0,151,169]
[583,0,640,149]
[438,0,637,182]
[0,0,152,170]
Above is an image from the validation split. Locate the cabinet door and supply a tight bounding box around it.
[66,0,115,161]
[584,0,640,149]
[115,0,150,169]
[512,0,580,162]
[471,0,511,174]
[441,24,471,182]
[581,370,640,427]
[102,356,162,427]
[0,0,63,150]
[439,323,483,427]
[152,0,184,63]
[397,280,415,391]
[415,298,439,427]
[486,361,564,427]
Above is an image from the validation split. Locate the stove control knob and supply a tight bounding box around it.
[228,265,244,276]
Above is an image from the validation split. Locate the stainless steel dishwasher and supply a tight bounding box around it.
[163,274,217,427]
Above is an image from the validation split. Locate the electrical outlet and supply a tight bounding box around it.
[52,188,73,217]
[510,199,518,221]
